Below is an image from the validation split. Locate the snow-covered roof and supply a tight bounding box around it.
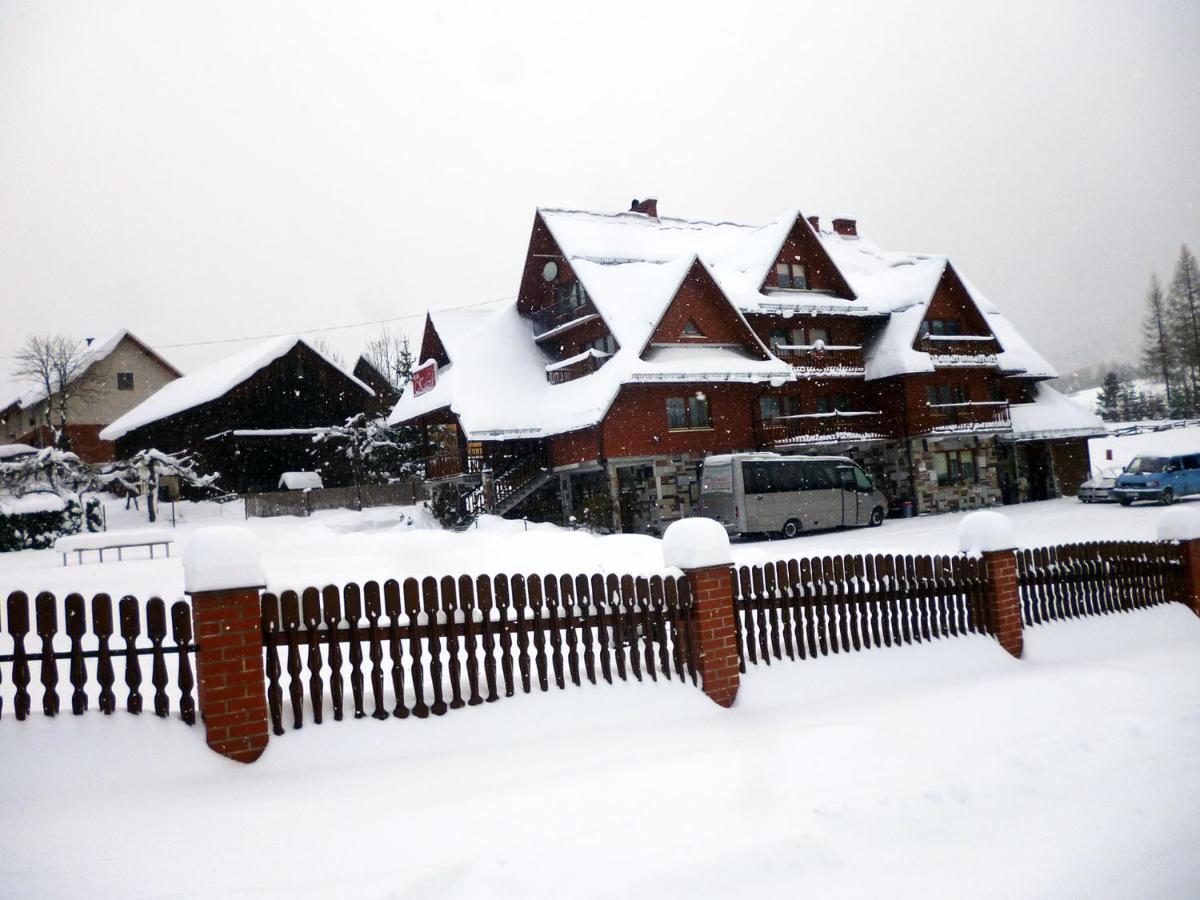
[391,204,1061,439]
[0,443,38,460]
[1005,383,1105,441]
[278,471,324,491]
[2,329,182,411]
[389,256,792,439]
[101,336,373,441]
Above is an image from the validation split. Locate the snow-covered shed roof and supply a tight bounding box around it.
[1005,382,1105,442]
[101,336,373,441]
[2,329,183,411]
[389,255,793,439]
[0,442,38,460]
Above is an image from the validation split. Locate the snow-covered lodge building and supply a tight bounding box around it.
[390,200,1103,533]
[0,329,181,463]
[101,336,377,493]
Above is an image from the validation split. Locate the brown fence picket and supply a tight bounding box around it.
[7,592,31,719]
[171,601,195,725]
[527,575,549,692]
[636,577,656,682]
[64,593,87,715]
[592,573,613,685]
[574,575,596,685]
[383,579,409,718]
[261,594,284,735]
[119,596,142,715]
[494,575,515,696]
[560,575,580,688]
[422,576,446,715]
[92,594,116,714]
[440,575,465,709]
[146,598,169,718]
[281,590,305,727]
[322,586,345,721]
[459,575,483,705]
[364,581,390,720]
[35,592,59,717]
[302,587,324,723]
[511,574,532,694]
[343,583,366,719]
[403,578,427,716]
[476,575,499,702]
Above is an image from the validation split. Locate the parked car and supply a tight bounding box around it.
[1077,466,1122,503]
[700,452,888,538]
[1112,453,1200,506]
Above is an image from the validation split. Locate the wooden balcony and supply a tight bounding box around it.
[546,350,610,385]
[529,287,598,340]
[917,335,1000,367]
[425,447,484,480]
[755,410,890,448]
[771,344,865,376]
[916,401,1011,436]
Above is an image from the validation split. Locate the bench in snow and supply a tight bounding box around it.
[54,529,175,566]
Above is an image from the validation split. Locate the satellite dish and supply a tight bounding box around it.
[542,261,558,282]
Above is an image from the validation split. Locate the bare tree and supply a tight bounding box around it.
[363,326,415,392]
[311,337,346,368]
[12,334,94,449]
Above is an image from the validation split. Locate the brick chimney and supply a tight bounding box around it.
[832,217,857,237]
[630,198,659,218]
[806,215,820,232]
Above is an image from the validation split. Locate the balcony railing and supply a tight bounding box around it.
[917,334,1001,364]
[756,410,889,448]
[918,401,1011,436]
[771,343,865,376]
[528,284,597,339]
[425,447,485,480]
[546,350,609,385]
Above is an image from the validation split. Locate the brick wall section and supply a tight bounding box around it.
[1179,539,1200,617]
[684,564,740,707]
[190,587,270,763]
[981,549,1023,658]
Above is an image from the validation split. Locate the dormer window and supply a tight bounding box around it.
[590,334,617,355]
[555,280,588,311]
[775,262,808,290]
[681,319,705,339]
[923,319,962,337]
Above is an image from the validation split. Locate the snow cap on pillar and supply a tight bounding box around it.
[663,516,732,569]
[1157,507,1200,542]
[957,510,1016,556]
[183,526,265,593]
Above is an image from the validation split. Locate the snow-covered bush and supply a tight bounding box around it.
[0,492,102,552]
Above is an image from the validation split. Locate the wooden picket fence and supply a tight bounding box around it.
[1016,542,1186,625]
[259,572,698,734]
[730,554,991,670]
[0,591,197,722]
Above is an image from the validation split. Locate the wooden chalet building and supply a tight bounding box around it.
[101,336,377,493]
[0,329,181,463]
[390,200,1103,533]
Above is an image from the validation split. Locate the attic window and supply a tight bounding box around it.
[117,372,134,391]
[775,262,808,290]
[681,319,705,339]
[923,319,962,337]
[590,334,617,355]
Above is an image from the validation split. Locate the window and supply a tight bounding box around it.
[927,384,968,406]
[924,319,962,337]
[681,319,705,338]
[807,326,829,345]
[758,396,800,419]
[555,280,587,310]
[931,449,977,486]
[1184,454,1200,470]
[775,262,808,290]
[989,381,1005,402]
[666,394,711,429]
[117,372,134,391]
[816,393,850,413]
[590,335,616,354]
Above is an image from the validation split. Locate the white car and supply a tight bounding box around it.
[1077,466,1122,503]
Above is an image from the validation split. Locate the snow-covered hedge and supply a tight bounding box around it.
[0,493,103,553]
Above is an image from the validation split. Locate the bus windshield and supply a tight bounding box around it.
[1126,456,1167,474]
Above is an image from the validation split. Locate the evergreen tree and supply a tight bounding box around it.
[1168,245,1200,408]
[1140,274,1175,410]
[1095,372,1123,421]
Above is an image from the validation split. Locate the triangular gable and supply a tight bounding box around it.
[117,331,184,379]
[420,313,452,368]
[644,259,771,359]
[757,213,857,300]
[911,262,998,348]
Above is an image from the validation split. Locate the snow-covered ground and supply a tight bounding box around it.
[2,604,1198,899]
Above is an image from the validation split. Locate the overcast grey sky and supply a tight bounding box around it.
[1,1,1197,394]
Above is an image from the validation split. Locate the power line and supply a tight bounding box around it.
[150,294,514,351]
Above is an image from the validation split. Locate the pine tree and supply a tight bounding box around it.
[1095,372,1123,421]
[1168,245,1200,407]
[1140,274,1174,409]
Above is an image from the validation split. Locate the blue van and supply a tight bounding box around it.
[1112,453,1200,506]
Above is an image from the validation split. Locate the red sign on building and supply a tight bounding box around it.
[411,361,437,396]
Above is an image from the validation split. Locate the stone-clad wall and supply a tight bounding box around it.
[910,436,1003,514]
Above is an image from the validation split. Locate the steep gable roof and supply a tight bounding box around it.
[101,336,373,441]
[643,258,771,359]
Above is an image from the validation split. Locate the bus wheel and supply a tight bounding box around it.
[781,519,801,539]
[869,507,885,527]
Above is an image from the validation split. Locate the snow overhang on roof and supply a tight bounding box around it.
[1002,383,1105,442]
[101,336,373,441]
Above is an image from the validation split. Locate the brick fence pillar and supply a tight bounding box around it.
[1177,539,1200,617]
[1156,509,1200,617]
[959,511,1022,659]
[664,518,739,708]
[183,527,269,763]
[980,548,1023,658]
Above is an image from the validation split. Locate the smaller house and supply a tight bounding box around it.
[352,356,402,412]
[1,330,182,462]
[101,336,376,493]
